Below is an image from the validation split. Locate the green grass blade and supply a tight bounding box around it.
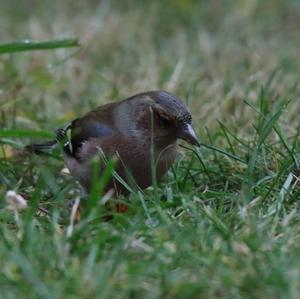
[0,39,79,55]
[0,129,54,138]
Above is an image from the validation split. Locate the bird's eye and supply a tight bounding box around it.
[152,105,174,128]
[157,116,173,128]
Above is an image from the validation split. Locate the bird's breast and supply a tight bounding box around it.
[116,140,178,190]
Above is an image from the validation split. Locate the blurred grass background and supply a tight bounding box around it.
[1,0,300,130]
[0,0,300,298]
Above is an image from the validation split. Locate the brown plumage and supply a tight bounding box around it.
[26,91,200,196]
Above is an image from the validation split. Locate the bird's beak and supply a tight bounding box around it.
[179,124,200,147]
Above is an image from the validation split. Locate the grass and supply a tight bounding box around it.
[0,0,300,298]
[0,39,79,55]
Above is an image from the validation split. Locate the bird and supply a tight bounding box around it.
[25,90,200,196]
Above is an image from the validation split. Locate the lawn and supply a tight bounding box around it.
[1,0,300,298]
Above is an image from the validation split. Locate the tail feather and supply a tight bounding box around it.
[25,140,58,154]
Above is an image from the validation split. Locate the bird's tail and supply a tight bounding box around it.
[25,140,58,154]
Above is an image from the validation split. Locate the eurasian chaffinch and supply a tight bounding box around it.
[26,91,200,195]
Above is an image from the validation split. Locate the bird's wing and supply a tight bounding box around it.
[56,102,117,159]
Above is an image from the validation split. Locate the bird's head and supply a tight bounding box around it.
[131,91,200,148]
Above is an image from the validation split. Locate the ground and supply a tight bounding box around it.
[0,0,300,298]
